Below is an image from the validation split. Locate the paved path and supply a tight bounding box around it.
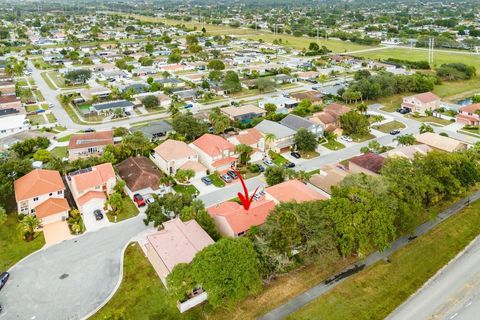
[260,191,480,320]
[387,236,480,320]
[0,214,150,320]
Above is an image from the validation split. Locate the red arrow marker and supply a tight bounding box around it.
[234,168,258,211]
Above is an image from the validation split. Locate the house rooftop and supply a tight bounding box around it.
[192,134,235,157]
[255,120,296,139]
[266,180,326,203]
[35,198,70,218]
[70,163,115,191]
[154,139,197,161]
[221,105,265,118]
[409,92,440,103]
[14,169,65,202]
[147,218,214,272]
[349,152,386,174]
[116,157,162,192]
[280,114,317,131]
[415,132,469,152]
[68,130,113,150]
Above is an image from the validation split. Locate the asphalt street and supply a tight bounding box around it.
[0,214,149,320]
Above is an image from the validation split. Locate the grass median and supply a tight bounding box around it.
[289,198,480,320]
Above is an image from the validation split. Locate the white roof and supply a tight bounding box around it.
[0,114,28,131]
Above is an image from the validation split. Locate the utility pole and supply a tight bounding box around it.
[428,37,434,66]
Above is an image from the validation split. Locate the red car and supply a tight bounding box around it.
[133,194,146,207]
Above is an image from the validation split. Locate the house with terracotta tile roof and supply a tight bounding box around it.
[116,156,163,196]
[309,103,350,132]
[456,103,480,126]
[68,130,114,160]
[67,163,116,213]
[207,199,276,237]
[349,152,386,176]
[146,217,214,285]
[221,105,266,122]
[190,134,237,172]
[151,139,207,179]
[401,92,440,115]
[14,169,70,224]
[265,180,327,203]
[227,128,265,162]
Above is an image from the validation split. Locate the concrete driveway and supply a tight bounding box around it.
[43,221,74,245]
[82,209,111,232]
[191,178,220,195]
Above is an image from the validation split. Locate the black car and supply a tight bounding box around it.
[84,128,96,133]
[290,151,301,159]
[390,129,401,135]
[227,170,238,179]
[0,272,10,290]
[284,161,296,168]
[256,164,265,172]
[93,209,103,221]
[397,108,409,114]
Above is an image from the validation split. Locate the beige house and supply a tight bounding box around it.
[68,131,114,160]
[401,92,440,115]
[151,139,207,178]
[415,132,469,153]
[14,169,70,225]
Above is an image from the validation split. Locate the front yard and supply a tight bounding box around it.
[322,139,345,150]
[173,184,199,197]
[405,114,453,126]
[269,151,288,166]
[0,214,45,270]
[208,172,226,188]
[107,197,139,223]
[372,120,406,133]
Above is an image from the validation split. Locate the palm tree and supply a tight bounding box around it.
[419,123,434,134]
[394,134,416,146]
[264,133,276,152]
[356,103,368,115]
[235,144,253,166]
[19,215,40,242]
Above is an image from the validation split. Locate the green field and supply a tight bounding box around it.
[91,242,203,320]
[0,214,45,270]
[289,197,480,320]
[322,139,345,150]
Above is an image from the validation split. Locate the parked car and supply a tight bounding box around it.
[390,129,401,135]
[133,193,146,207]
[125,111,131,116]
[84,128,95,133]
[340,135,353,142]
[48,103,54,108]
[284,161,296,168]
[221,174,232,183]
[227,170,238,179]
[201,176,212,185]
[397,108,410,114]
[145,197,155,205]
[93,209,103,221]
[0,272,10,291]
[263,159,274,166]
[255,164,265,172]
[290,151,301,159]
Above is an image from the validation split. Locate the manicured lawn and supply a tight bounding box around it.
[57,134,73,142]
[34,89,44,101]
[352,133,376,143]
[269,151,288,166]
[322,139,346,150]
[27,114,46,125]
[91,242,202,320]
[107,197,139,223]
[40,72,56,89]
[405,114,453,126]
[26,104,39,112]
[173,184,199,197]
[47,113,57,123]
[208,172,226,187]
[0,214,45,270]
[300,150,320,159]
[289,197,480,320]
[50,146,68,159]
[372,120,406,133]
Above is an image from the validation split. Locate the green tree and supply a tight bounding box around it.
[175,169,195,183]
[207,59,225,70]
[33,149,51,162]
[222,71,241,93]
[145,42,154,54]
[179,200,220,240]
[0,206,7,226]
[264,103,277,114]
[172,113,209,142]
[419,123,434,134]
[339,111,370,137]
[264,166,286,186]
[294,128,318,153]
[141,95,159,109]
[106,192,123,216]
[394,134,416,146]
[256,78,276,93]
[263,208,302,256]
[122,131,152,156]
[235,144,253,166]
[19,215,40,241]
[144,201,168,227]
[208,108,230,134]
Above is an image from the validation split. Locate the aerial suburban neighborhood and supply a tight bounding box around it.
[2,0,480,319]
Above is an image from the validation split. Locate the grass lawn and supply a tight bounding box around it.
[300,150,320,159]
[91,242,203,320]
[47,113,57,123]
[50,146,68,159]
[173,184,199,197]
[230,89,262,99]
[57,134,73,142]
[26,104,39,112]
[208,172,226,188]
[355,47,480,71]
[269,151,288,166]
[405,114,453,126]
[107,197,139,223]
[27,114,46,125]
[322,139,346,150]
[373,93,406,112]
[352,133,376,143]
[47,71,66,88]
[0,214,45,270]
[289,197,480,320]
[34,89,44,101]
[372,120,406,133]
[41,72,57,89]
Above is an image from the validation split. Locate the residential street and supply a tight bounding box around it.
[199,176,265,207]
[0,214,149,320]
[260,191,480,320]
[387,236,480,320]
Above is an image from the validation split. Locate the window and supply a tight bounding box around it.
[33,197,39,201]
[49,193,53,196]
[58,190,62,195]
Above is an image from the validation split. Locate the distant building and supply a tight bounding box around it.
[68,130,114,160]
[401,92,440,115]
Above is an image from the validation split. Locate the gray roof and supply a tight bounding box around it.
[130,120,173,140]
[280,114,316,131]
[255,120,296,139]
[92,100,134,111]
